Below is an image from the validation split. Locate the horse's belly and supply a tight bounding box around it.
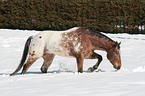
[47,47,73,58]
[54,51,74,58]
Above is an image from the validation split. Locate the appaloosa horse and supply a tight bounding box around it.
[10,27,121,76]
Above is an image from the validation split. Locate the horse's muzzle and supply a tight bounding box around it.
[114,65,121,70]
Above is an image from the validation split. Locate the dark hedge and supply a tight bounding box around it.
[0,0,145,33]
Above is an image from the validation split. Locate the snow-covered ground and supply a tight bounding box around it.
[0,29,145,96]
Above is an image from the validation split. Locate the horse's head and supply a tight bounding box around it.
[107,42,121,70]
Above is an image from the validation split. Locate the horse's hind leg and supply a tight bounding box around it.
[21,58,37,74]
[87,52,103,72]
[41,53,55,73]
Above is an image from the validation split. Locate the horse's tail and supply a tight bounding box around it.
[10,36,33,76]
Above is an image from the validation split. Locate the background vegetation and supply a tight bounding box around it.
[0,0,145,34]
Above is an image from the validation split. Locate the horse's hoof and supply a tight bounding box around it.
[21,72,25,75]
[87,67,94,72]
[42,71,47,73]
[40,67,47,73]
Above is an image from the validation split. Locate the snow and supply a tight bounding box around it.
[0,29,145,96]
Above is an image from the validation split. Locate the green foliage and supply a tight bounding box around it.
[0,0,145,33]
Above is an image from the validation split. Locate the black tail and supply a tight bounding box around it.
[10,36,33,76]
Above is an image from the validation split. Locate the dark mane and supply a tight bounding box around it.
[80,27,115,43]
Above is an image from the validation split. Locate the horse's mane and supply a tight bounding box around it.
[80,27,116,43]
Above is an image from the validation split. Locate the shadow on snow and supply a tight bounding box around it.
[0,69,108,76]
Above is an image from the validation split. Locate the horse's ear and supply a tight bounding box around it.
[113,42,121,49]
[118,42,121,46]
[113,43,118,48]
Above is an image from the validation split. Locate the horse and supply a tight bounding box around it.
[10,27,121,76]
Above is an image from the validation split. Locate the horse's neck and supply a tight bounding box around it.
[94,39,115,51]
[86,33,116,51]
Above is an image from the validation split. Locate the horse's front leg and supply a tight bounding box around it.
[87,52,103,72]
[41,53,55,73]
[76,54,84,73]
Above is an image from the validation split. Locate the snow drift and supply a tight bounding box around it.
[0,29,145,96]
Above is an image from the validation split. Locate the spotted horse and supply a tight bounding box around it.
[10,27,121,76]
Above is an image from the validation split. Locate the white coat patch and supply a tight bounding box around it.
[29,27,83,58]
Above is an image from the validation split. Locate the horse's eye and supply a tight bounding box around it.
[115,51,119,55]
